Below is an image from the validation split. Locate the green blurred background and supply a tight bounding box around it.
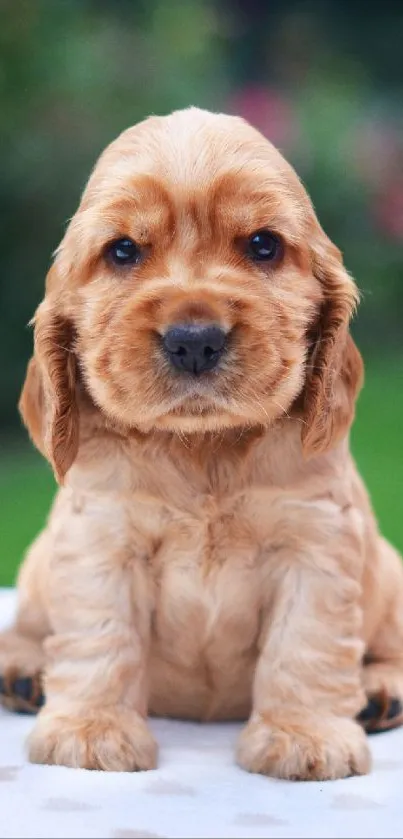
[1,0,402,586]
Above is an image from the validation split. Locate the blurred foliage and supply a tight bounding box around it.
[1,0,403,437]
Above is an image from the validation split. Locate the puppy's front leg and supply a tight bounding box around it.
[28,538,156,771]
[237,507,371,781]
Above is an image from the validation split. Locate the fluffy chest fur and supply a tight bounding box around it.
[146,494,263,719]
[47,428,355,720]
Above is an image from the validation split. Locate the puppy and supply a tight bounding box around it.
[1,107,402,780]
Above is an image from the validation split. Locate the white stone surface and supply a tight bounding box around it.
[0,588,402,839]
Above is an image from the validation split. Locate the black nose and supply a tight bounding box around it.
[162,324,227,374]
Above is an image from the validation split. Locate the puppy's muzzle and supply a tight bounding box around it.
[162,324,227,375]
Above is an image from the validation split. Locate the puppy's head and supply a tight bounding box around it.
[20,108,363,482]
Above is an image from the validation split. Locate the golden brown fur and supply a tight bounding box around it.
[2,107,403,780]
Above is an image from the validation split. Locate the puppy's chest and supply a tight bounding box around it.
[136,483,273,575]
[131,483,282,658]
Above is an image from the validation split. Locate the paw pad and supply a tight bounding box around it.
[0,670,44,714]
[357,689,403,733]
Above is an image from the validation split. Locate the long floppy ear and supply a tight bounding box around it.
[301,236,364,456]
[19,268,79,484]
[19,357,47,460]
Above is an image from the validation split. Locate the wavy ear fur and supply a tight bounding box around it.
[19,266,79,484]
[301,237,364,457]
[18,357,46,460]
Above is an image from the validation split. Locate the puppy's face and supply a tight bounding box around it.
[21,108,363,481]
[69,111,323,435]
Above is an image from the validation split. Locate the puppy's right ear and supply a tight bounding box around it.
[19,266,79,484]
[19,356,47,460]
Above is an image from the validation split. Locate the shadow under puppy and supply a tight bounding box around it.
[1,107,403,780]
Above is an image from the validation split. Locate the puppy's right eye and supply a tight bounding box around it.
[108,238,141,266]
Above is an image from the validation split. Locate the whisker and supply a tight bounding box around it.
[48,341,75,355]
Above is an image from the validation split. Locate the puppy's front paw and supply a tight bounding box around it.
[0,630,45,714]
[236,713,371,781]
[28,706,158,771]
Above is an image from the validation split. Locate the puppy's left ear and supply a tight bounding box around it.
[301,235,364,457]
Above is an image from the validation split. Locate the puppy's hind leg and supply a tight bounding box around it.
[359,539,403,734]
[0,531,51,714]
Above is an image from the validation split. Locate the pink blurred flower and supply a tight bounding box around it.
[374,177,403,240]
[228,85,297,149]
[351,119,400,187]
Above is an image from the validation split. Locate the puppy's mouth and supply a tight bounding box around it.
[137,368,239,431]
[161,358,237,411]
[147,369,267,434]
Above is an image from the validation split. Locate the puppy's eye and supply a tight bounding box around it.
[108,238,141,266]
[247,230,280,262]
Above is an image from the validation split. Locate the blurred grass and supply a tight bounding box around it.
[0,358,402,587]
[351,358,403,553]
[0,444,55,586]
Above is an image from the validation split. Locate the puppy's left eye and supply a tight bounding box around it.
[247,230,280,262]
[108,238,141,266]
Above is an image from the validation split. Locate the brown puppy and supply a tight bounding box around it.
[1,107,402,780]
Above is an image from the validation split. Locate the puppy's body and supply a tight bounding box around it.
[21,421,400,722]
[2,108,403,780]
